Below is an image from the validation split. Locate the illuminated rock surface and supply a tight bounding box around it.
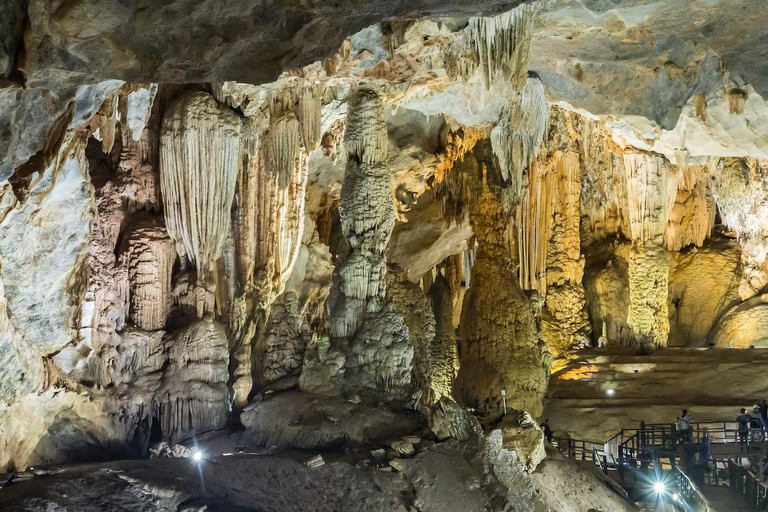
[1,0,768,509]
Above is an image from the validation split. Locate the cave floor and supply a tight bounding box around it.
[0,453,405,512]
[542,347,768,441]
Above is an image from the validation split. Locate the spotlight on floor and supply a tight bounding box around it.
[606,389,615,397]
[193,450,203,462]
[653,481,666,494]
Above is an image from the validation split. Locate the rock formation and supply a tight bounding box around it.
[4,6,768,512]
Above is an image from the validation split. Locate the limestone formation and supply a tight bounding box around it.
[6,7,768,507]
[491,76,549,195]
[261,293,307,386]
[454,169,552,417]
[155,318,229,444]
[447,3,538,90]
[159,91,241,316]
[313,88,414,401]
[386,265,437,404]
[120,217,175,331]
[429,275,460,400]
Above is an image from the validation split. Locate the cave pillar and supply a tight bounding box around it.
[302,88,413,401]
[624,152,670,347]
[429,274,460,401]
[454,179,551,417]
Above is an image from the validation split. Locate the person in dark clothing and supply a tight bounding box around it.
[737,408,751,450]
[689,451,707,489]
[541,419,553,444]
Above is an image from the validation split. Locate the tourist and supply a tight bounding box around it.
[689,451,708,489]
[738,408,751,450]
[541,419,553,444]
[750,407,764,444]
[681,409,692,443]
[697,428,710,460]
[760,399,768,439]
[676,416,688,445]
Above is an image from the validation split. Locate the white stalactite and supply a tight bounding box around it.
[159,91,241,295]
[447,3,537,90]
[491,76,549,197]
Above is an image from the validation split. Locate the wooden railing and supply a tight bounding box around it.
[553,436,715,511]
[728,460,768,510]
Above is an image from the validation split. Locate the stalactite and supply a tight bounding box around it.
[297,86,322,152]
[624,152,668,245]
[491,76,549,199]
[710,157,768,299]
[517,158,555,293]
[229,105,309,404]
[663,157,715,251]
[446,3,537,90]
[159,91,241,317]
[269,113,300,189]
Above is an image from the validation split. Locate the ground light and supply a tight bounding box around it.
[606,389,615,397]
[193,450,203,462]
[653,481,666,494]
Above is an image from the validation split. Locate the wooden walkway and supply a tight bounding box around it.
[702,485,753,512]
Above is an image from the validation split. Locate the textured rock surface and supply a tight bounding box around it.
[5,4,768,504]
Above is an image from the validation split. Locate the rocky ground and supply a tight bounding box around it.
[0,436,637,512]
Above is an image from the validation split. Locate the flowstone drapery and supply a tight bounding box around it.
[159,91,241,317]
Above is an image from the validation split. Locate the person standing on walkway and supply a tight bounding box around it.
[738,408,751,450]
[689,451,707,489]
[750,406,764,444]
[681,409,692,443]
[541,419,553,444]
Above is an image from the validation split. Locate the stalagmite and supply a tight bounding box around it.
[454,175,551,416]
[429,274,459,401]
[387,265,436,405]
[159,91,241,316]
[121,216,175,331]
[491,76,549,198]
[304,88,413,400]
[517,157,555,294]
[261,293,306,385]
[154,318,229,444]
[627,245,670,347]
[447,3,538,90]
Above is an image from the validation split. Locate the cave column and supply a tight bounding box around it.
[624,152,671,348]
[302,88,413,401]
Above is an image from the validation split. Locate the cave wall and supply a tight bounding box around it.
[2,1,768,473]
